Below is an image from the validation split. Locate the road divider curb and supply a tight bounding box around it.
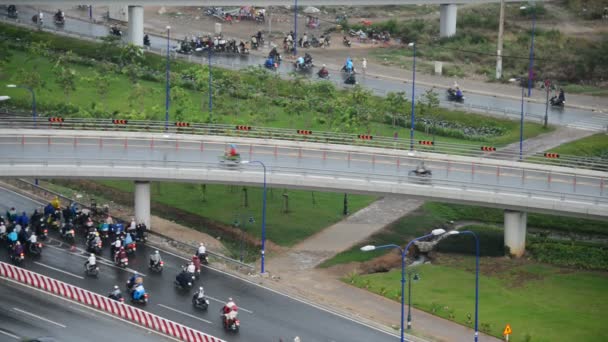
[0,261,225,342]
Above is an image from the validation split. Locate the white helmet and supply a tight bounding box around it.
[199,242,204,246]
[228,297,233,301]
[114,285,119,290]
[90,253,95,257]
[199,287,203,291]
[155,250,159,255]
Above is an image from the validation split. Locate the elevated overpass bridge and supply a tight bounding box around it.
[4,0,537,44]
[0,123,605,257]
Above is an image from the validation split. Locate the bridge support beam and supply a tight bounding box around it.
[127,5,144,46]
[134,181,150,229]
[504,210,527,257]
[440,4,457,38]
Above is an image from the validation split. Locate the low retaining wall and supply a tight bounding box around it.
[0,261,224,342]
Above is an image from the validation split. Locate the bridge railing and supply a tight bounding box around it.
[1,155,606,209]
[2,116,607,172]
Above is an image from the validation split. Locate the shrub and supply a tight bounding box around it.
[527,242,608,270]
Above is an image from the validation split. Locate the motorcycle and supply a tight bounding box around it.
[87,239,102,255]
[110,26,122,37]
[11,252,25,266]
[7,6,18,19]
[318,70,330,80]
[149,260,164,273]
[85,263,99,277]
[28,242,43,257]
[550,96,565,107]
[192,295,210,310]
[98,223,110,240]
[222,315,240,332]
[409,167,432,178]
[198,253,209,265]
[143,35,151,47]
[294,61,314,73]
[125,241,137,254]
[131,292,149,305]
[62,228,76,245]
[109,292,124,303]
[115,255,128,268]
[446,88,465,103]
[54,15,65,26]
[174,271,195,290]
[343,37,351,48]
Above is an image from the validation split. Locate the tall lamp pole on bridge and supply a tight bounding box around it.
[241,160,268,274]
[208,48,213,119]
[408,42,416,151]
[519,83,525,160]
[165,26,171,131]
[360,228,446,342]
[521,5,537,98]
[445,230,481,342]
[6,84,36,126]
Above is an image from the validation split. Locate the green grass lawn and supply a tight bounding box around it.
[346,261,608,341]
[321,202,608,267]
[94,180,374,247]
[548,133,608,158]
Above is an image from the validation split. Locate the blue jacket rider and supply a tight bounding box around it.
[132,284,145,300]
[124,232,133,245]
[265,57,274,68]
[297,56,304,66]
[345,58,353,72]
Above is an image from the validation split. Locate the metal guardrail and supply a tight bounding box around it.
[2,116,608,172]
[6,178,254,270]
[3,155,606,207]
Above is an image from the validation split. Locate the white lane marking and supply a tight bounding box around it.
[157,304,213,324]
[205,295,253,314]
[0,186,45,205]
[0,330,19,340]
[2,278,182,342]
[43,240,147,276]
[12,307,67,328]
[33,261,85,280]
[151,245,401,338]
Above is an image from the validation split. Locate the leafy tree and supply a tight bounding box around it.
[53,67,77,102]
[119,43,145,67]
[81,72,113,108]
[385,91,408,127]
[170,86,192,122]
[16,68,45,91]
[419,88,440,139]
[26,41,50,60]
[128,82,147,112]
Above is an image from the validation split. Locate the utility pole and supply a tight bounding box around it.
[496,0,505,80]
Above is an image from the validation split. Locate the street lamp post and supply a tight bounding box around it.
[361,228,446,342]
[445,230,480,342]
[521,5,537,97]
[208,47,213,119]
[293,0,298,56]
[407,271,420,330]
[520,85,525,160]
[408,42,416,151]
[241,160,267,274]
[6,84,37,125]
[165,26,171,131]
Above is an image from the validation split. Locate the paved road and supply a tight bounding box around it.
[1,133,606,220]
[0,187,399,342]
[0,278,172,342]
[2,7,607,132]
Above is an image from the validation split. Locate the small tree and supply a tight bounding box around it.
[128,82,147,111]
[54,67,77,102]
[16,68,45,91]
[170,86,192,122]
[81,72,113,108]
[420,88,440,140]
[385,91,408,127]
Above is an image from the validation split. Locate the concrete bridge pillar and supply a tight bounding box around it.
[504,210,527,257]
[440,4,458,38]
[134,181,150,229]
[127,5,144,46]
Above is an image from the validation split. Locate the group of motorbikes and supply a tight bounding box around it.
[175,34,252,56]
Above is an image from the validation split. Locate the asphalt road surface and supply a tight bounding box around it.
[0,187,399,342]
[0,278,172,342]
[1,7,607,132]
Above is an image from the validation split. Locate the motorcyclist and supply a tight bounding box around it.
[18,226,29,244]
[304,53,313,65]
[127,218,137,234]
[0,221,6,238]
[12,241,24,258]
[344,72,357,85]
[265,56,275,69]
[150,250,162,267]
[88,232,101,251]
[197,242,207,260]
[123,232,134,246]
[111,236,122,255]
[558,88,565,103]
[109,285,122,301]
[30,209,42,224]
[8,5,16,15]
[343,36,351,47]
[135,222,147,241]
[318,64,329,78]
[191,254,201,274]
[105,214,114,225]
[7,207,17,222]
[296,56,305,69]
[61,219,74,236]
[85,253,97,271]
[51,196,61,210]
[114,247,127,265]
[17,211,29,228]
[132,284,146,301]
[344,57,354,73]
[13,222,22,235]
[55,9,64,21]
[127,272,143,291]
[455,87,463,99]
[186,262,196,276]
[223,297,239,323]
[227,144,238,157]
[143,34,150,47]
[176,269,192,288]
[195,286,205,300]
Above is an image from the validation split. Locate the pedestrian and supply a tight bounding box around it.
[361,58,367,75]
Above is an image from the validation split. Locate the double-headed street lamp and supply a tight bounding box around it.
[521,5,537,98]
[361,228,446,342]
[407,42,416,151]
[6,84,37,125]
[445,230,480,342]
[241,160,268,274]
[165,26,171,131]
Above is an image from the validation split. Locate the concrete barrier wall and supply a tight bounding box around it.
[0,261,225,342]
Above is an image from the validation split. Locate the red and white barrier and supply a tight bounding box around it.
[0,261,225,342]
